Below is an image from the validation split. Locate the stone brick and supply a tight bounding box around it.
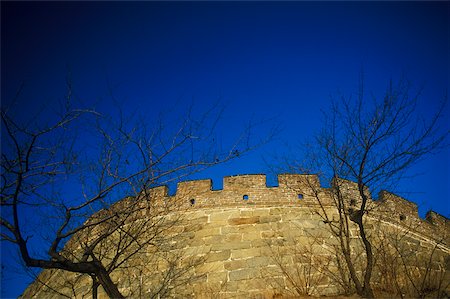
[189,237,206,246]
[235,225,263,234]
[207,250,231,262]
[190,215,210,224]
[229,268,260,281]
[210,210,240,222]
[224,259,247,270]
[246,256,273,268]
[260,230,276,239]
[250,239,270,248]
[240,209,253,217]
[207,271,228,283]
[196,227,221,238]
[251,208,270,216]
[225,233,243,242]
[240,278,266,290]
[269,207,285,215]
[183,245,211,256]
[242,231,262,241]
[228,216,260,225]
[211,240,252,251]
[196,261,225,275]
[220,225,239,234]
[259,215,282,223]
[203,235,224,245]
[231,247,261,259]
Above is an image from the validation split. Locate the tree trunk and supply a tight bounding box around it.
[356,187,375,298]
[340,235,363,295]
[362,285,375,298]
[96,269,125,299]
[358,216,375,298]
[92,275,99,299]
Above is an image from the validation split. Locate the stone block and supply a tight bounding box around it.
[235,225,262,234]
[210,210,241,223]
[246,256,273,268]
[207,250,231,262]
[177,179,212,195]
[222,280,240,292]
[295,219,324,229]
[196,261,225,275]
[281,212,304,222]
[282,231,306,243]
[207,271,228,283]
[252,208,270,216]
[190,215,210,225]
[240,209,253,217]
[242,231,262,241]
[224,259,247,271]
[278,174,321,191]
[303,227,328,238]
[261,230,276,239]
[251,239,272,249]
[237,278,266,291]
[231,247,261,259]
[211,240,252,251]
[224,174,267,189]
[262,246,280,258]
[189,237,206,246]
[221,226,239,234]
[269,207,287,215]
[259,215,282,223]
[228,216,260,225]
[229,268,260,281]
[203,235,225,245]
[225,233,243,242]
[196,227,221,238]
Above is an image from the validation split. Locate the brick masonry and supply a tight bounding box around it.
[21,174,450,298]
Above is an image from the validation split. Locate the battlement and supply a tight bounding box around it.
[426,210,450,229]
[172,174,323,205]
[224,174,268,189]
[278,173,321,190]
[378,190,419,219]
[143,174,448,240]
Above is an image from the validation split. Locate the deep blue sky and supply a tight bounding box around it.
[2,2,449,297]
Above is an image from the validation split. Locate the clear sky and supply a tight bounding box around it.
[1,2,449,297]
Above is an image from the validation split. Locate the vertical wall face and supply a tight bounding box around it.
[223,174,267,189]
[177,179,212,195]
[426,211,450,229]
[148,185,169,198]
[21,174,450,299]
[278,174,320,190]
[378,191,420,225]
[379,191,418,216]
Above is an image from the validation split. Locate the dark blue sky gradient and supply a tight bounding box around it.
[2,2,449,297]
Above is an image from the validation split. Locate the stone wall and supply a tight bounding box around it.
[21,174,449,298]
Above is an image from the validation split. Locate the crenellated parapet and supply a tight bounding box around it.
[426,210,450,228]
[141,174,448,243]
[150,174,328,208]
[223,174,267,189]
[378,190,419,221]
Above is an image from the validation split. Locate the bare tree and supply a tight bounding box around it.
[283,76,448,297]
[1,83,273,298]
[373,221,449,299]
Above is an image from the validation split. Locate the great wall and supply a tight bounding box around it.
[22,174,449,298]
